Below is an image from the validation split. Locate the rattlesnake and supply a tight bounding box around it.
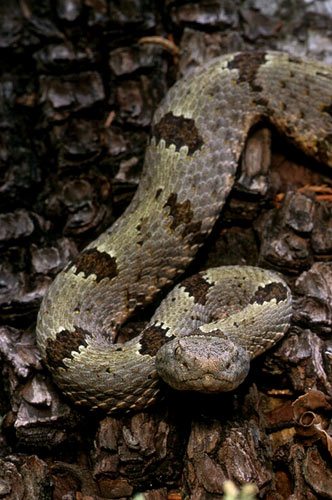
[36,51,332,413]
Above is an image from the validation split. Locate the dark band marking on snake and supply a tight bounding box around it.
[36,51,332,413]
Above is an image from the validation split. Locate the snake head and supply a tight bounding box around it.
[155,334,250,393]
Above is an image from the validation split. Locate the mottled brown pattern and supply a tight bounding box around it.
[153,112,203,155]
[181,274,212,305]
[46,327,91,370]
[250,282,288,305]
[228,52,266,92]
[71,249,118,283]
[139,325,173,356]
[164,193,193,231]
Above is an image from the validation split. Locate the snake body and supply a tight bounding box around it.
[36,51,332,413]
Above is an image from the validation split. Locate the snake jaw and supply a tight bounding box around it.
[155,335,251,393]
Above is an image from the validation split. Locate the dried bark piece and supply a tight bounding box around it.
[183,390,272,498]
[51,462,99,499]
[39,72,105,121]
[31,238,77,275]
[0,327,42,378]
[108,1,156,31]
[272,327,331,394]
[303,448,332,497]
[311,202,332,254]
[93,408,186,493]
[0,326,79,448]
[170,2,238,29]
[115,75,166,127]
[109,44,165,76]
[33,42,95,72]
[0,455,51,500]
[257,192,314,271]
[294,262,332,333]
[0,210,34,242]
[50,118,108,168]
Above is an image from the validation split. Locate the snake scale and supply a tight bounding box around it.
[36,51,332,413]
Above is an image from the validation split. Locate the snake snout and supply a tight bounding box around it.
[155,334,250,393]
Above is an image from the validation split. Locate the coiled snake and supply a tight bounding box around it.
[36,51,332,413]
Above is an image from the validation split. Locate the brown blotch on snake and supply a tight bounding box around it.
[181,274,213,305]
[46,327,91,370]
[227,51,266,92]
[250,282,288,305]
[164,193,194,231]
[70,249,118,282]
[152,112,204,155]
[139,325,173,356]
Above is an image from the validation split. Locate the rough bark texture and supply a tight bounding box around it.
[0,1,332,499]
